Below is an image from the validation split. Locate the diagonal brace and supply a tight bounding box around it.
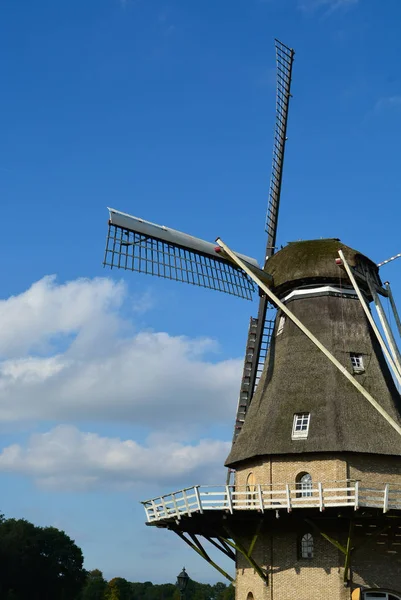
[247,518,264,558]
[205,536,236,561]
[222,524,268,584]
[174,531,234,583]
[304,518,347,555]
[343,520,354,583]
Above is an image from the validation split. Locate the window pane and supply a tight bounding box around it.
[300,473,312,497]
[292,413,311,439]
[301,533,313,558]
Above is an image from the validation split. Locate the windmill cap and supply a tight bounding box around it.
[265,238,379,295]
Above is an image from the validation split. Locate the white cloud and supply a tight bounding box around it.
[0,425,230,490]
[0,276,242,428]
[0,275,125,358]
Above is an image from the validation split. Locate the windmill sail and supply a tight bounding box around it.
[232,40,295,442]
[265,39,295,249]
[104,208,258,300]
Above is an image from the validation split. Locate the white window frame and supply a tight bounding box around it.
[292,413,311,440]
[350,353,364,373]
[300,533,314,559]
[277,316,286,336]
[297,473,313,497]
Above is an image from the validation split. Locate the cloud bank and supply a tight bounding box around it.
[0,275,240,490]
[0,276,241,427]
[0,425,230,490]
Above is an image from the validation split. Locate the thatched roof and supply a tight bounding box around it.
[225,240,401,467]
[265,239,379,296]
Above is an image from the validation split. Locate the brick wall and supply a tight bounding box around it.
[235,529,349,600]
[233,453,401,599]
[351,530,401,590]
[235,453,347,489]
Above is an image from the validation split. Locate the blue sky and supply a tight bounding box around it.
[1,0,401,585]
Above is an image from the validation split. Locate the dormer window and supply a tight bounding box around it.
[350,353,364,373]
[292,413,310,439]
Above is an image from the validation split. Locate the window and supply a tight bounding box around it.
[350,353,364,373]
[246,593,254,600]
[246,472,256,506]
[277,316,286,336]
[300,533,314,559]
[292,413,310,439]
[296,472,313,497]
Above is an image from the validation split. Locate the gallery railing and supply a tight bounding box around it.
[142,480,401,523]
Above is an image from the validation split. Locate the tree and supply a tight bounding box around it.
[81,569,108,600]
[221,585,235,600]
[0,517,86,600]
[105,577,132,600]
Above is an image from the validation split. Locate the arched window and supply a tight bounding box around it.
[246,472,256,506]
[246,593,254,600]
[300,533,314,559]
[296,472,312,497]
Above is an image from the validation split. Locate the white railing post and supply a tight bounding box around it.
[257,484,264,512]
[171,493,181,519]
[183,489,191,516]
[226,485,234,514]
[160,496,169,518]
[194,485,204,514]
[151,499,159,519]
[384,484,389,513]
[318,482,323,511]
[285,484,292,512]
[142,503,151,522]
[354,481,359,510]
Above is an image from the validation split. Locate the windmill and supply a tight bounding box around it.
[103,40,401,599]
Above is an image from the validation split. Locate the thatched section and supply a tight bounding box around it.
[265,239,379,295]
[226,240,401,467]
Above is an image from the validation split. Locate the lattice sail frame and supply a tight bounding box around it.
[265,39,295,249]
[104,208,257,300]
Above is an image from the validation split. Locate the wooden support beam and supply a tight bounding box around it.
[385,282,401,339]
[222,525,268,584]
[247,519,264,558]
[367,274,401,377]
[304,518,347,555]
[343,520,354,583]
[174,531,235,584]
[204,536,236,561]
